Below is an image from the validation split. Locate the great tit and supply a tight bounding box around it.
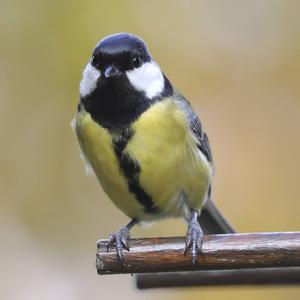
[73,33,234,264]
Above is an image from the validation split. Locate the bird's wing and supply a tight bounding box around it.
[175,91,235,234]
[190,115,213,163]
[174,91,212,163]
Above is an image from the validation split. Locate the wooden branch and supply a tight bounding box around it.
[96,232,300,275]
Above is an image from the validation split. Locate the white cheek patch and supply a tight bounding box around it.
[79,62,101,97]
[126,61,164,99]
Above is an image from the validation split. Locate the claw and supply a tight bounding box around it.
[121,236,130,251]
[105,219,138,265]
[107,226,131,264]
[185,212,203,264]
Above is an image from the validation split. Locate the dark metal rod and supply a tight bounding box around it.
[136,267,300,289]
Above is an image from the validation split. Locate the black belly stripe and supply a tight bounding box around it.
[112,128,157,213]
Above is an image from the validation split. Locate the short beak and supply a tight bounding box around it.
[104,65,121,78]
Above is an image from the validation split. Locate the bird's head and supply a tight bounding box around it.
[80,33,166,100]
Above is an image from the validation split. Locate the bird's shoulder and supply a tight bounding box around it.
[173,90,213,163]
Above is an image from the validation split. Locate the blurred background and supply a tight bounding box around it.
[1,0,300,299]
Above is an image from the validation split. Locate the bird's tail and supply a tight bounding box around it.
[199,199,235,234]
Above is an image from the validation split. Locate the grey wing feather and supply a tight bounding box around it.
[191,122,212,163]
[175,91,234,234]
[174,91,213,163]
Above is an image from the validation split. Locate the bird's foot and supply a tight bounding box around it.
[184,214,203,264]
[107,226,131,264]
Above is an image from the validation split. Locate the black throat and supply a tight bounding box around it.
[80,74,173,130]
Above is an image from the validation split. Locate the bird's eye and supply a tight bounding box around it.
[132,55,141,68]
[91,55,99,68]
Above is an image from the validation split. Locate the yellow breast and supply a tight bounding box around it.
[126,99,212,215]
[74,99,212,220]
[75,109,146,218]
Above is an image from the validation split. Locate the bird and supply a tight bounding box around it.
[73,33,234,264]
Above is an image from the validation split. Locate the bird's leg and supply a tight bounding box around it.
[184,210,203,264]
[107,218,138,264]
